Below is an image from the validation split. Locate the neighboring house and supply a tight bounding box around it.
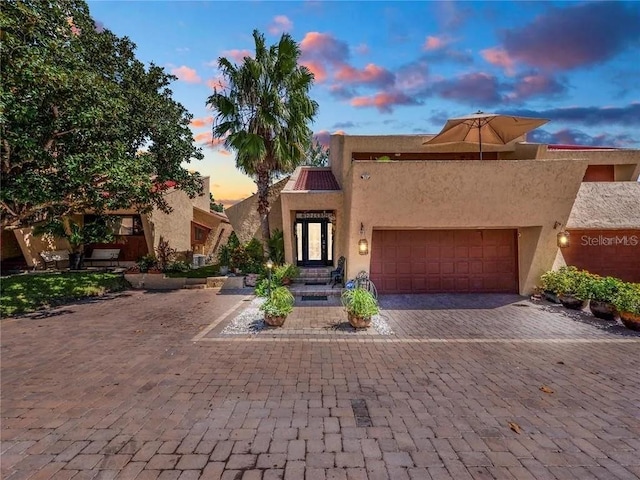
[228,133,640,294]
[1,177,233,269]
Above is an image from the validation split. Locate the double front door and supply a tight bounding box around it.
[296,219,333,266]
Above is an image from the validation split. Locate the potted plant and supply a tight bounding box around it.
[540,269,563,303]
[274,263,299,286]
[136,254,158,273]
[260,286,294,327]
[556,266,590,310]
[342,287,379,329]
[217,244,231,275]
[613,282,640,331]
[585,275,621,321]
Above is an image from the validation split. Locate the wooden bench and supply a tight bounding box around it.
[85,248,121,267]
[39,249,70,269]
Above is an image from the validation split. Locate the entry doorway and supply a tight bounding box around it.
[295,219,333,266]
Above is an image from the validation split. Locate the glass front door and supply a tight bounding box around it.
[296,219,332,266]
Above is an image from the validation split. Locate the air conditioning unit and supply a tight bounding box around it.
[192,254,206,268]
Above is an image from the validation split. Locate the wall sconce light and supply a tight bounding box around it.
[360,172,370,180]
[358,222,369,255]
[557,230,570,248]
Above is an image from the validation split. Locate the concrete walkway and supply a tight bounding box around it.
[1,289,639,479]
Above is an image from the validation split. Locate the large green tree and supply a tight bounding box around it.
[207,30,318,253]
[0,0,203,229]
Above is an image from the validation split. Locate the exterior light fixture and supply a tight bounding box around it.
[557,231,570,248]
[358,223,369,255]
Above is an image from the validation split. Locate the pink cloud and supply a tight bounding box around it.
[300,32,349,65]
[313,130,331,147]
[171,65,201,83]
[207,77,227,90]
[190,116,213,128]
[423,35,446,51]
[350,91,420,113]
[300,60,327,83]
[219,149,231,156]
[222,49,253,64]
[481,47,516,76]
[268,15,293,35]
[194,132,212,143]
[335,63,394,87]
[194,132,226,148]
[508,73,565,101]
[395,61,429,92]
[433,72,502,106]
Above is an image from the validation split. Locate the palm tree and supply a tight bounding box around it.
[207,30,318,255]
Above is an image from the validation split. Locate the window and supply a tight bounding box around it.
[84,215,144,236]
[194,227,206,241]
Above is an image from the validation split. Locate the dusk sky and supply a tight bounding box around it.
[87,1,640,207]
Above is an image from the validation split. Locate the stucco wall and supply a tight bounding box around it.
[542,149,640,181]
[13,227,70,268]
[343,159,588,294]
[150,189,195,253]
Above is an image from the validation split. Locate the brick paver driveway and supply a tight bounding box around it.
[2,289,639,480]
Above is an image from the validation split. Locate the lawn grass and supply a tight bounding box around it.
[1,272,130,317]
[165,264,221,278]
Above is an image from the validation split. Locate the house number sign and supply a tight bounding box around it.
[581,235,639,246]
[296,212,335,221]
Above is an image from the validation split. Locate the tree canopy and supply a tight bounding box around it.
[206,29,318,251]
[304,140,329,167]
[0,0,203,229]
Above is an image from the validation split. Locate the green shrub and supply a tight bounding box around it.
[164,260,191,273]
[540,269,563,294]
[585,275,623,303]
[217,243,231,266]
[136,254,157,273]
[268,229,285,264]
[273,263,299,283]
[254,277,282,297]
[554,266,591,299]
[613,282,640,314]
[260,286,294,317]
[341,287,379,318]
[244,238,265,274]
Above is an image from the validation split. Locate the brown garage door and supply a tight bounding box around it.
[370,230,518,294]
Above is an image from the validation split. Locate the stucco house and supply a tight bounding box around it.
[1,176,233,269]
[227,133,640,295]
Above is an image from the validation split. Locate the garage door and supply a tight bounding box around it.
[370,230,518,294]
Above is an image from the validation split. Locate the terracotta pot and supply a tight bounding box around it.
[558,294,587,311]
[589,300,618,321]
[619,311,640,331]
[264,314,286,327]
[281,278,291,286]
[348,312,371,329]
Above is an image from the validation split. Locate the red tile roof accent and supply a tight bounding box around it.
[293,169,340,191]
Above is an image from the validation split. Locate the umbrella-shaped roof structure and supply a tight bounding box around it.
[424,111,549,160]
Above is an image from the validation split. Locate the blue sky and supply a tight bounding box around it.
[88,1,640,206]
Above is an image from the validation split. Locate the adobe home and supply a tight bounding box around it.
[1,177,233,270]
[228,125,640,295]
